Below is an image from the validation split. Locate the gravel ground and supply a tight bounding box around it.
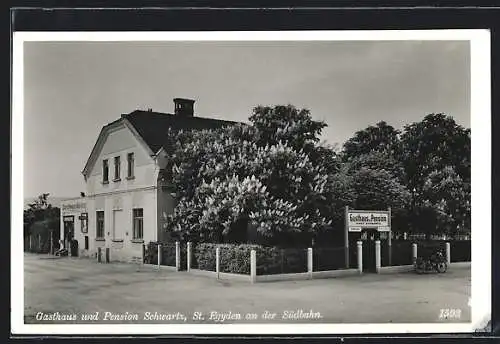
[23,253,471,324]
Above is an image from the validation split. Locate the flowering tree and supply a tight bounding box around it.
[163,105,346,245]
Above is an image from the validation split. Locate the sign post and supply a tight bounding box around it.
[346,208,392,269]
[344,206,349,269]
[388,207,392,266]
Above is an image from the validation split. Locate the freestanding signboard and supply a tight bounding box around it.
[344,206,392,268]
[348,211,390,229]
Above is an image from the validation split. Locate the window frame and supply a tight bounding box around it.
[127,152,135,179]
[102,159,109,184]
[132,208,144,240]
[113,156,121,181]
[96,211,105,239]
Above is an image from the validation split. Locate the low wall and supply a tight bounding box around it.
[255,269,360,282]
[378,265,414,274]
[143,263,178,271]
[256,272,310,282]
[189,269,250,282]
[312,269,361,279]
[378,261,470,274]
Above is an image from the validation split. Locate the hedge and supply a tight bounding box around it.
[144,239,470,275]
[191,243,259,273]
[190,243,308,275]
[144,241,188,270]
[256,247,308,275]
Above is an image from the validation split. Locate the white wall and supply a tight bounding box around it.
[86,123,157,196]
[85,189,156,262]
[82,121,159,262]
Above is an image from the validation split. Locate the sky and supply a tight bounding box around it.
[23,40,470,198]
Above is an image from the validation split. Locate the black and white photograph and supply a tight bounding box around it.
[11,30,491,335]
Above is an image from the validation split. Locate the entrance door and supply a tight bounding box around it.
[362,229,378,272]
[63,216,75,249]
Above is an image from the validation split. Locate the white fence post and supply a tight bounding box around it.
[412,243,418,263]
[445,242,451,265]
[307,248,313,279]
[375,240,381,273]
[187,242,192,272]
[250,250,256,284]
[175,241,180,271]
[357,240,363,274]
[157,243,162,269]
[216,246,220,279]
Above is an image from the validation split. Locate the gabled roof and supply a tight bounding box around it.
[82,109,241,178]
[124,110,239,154]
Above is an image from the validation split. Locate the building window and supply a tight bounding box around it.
[80,213,88,233]
[114,156,121,181]
[127,152,135,179]
[133,208,143,240]
[96,211,105,238]
[102,159,109,183]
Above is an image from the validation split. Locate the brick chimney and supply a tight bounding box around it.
[173,98,195,117]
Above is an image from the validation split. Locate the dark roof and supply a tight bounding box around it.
[124,110,239,154]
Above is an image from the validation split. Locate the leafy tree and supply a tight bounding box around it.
[399,113,471,236]
[421,166,471,236]
[341,121,409,233]
[24,193,60,251]
[348,167,410,211]
[342,121,401,161]
[339,150,410,234]
[344,150,405,183]
[399,113,471,193]
[24,193,55,235]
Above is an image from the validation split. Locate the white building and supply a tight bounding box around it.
[60,98,236,262]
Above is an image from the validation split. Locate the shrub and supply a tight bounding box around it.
[191,243,308,275]
[192,243,218,271]
[144,241,188,270]
[257,247,308,275]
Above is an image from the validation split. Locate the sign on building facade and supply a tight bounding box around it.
[61,200,87,215]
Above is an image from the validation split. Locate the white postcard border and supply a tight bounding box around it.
[11,29,491,335]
